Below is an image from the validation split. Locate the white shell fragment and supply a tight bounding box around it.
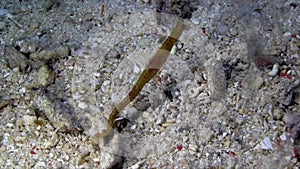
[188,84,205,98]
[268,63,279,77]
[261,137,273,150]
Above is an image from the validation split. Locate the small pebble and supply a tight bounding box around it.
[65,58,76,67]
[283,32,292,41]
[0,145,7,152]
[6,123,14,128]
[296,15,300,24]
[162,122,173,127]
[78,102,88,109]
[18,87,26,94]
[133,64,140,74]
[290,42,299,52]
[253,75,264,89]
[31,65,55,88]
[44,141,54,149]
[0,21,6,29]
[102,80,111,86]
[156,116,163,125]
[273,108,283,120]
[49,153,54,158]
[280,133,287,141]
[192,16,201,24]
[65,155,70,161]
[36,125,41,131]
